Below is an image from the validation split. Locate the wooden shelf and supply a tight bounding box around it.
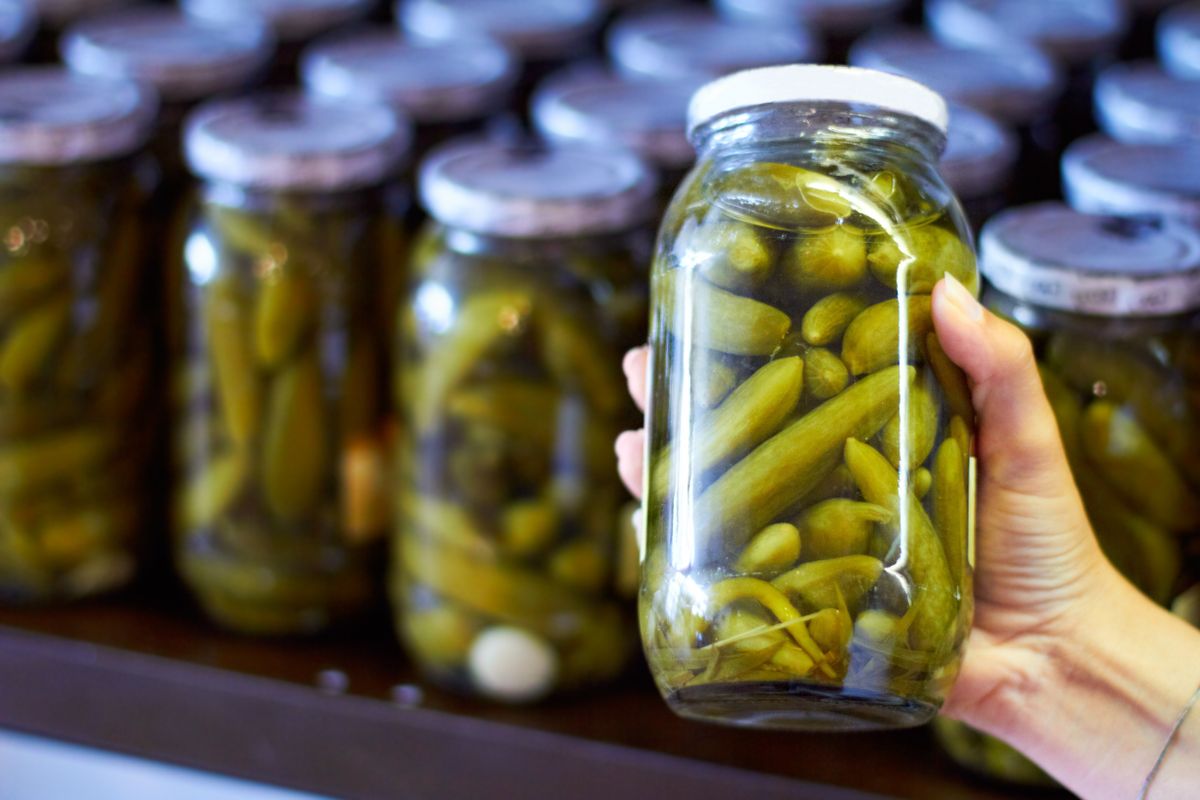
[0,590,1067,800]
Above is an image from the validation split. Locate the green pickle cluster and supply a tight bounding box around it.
[643,158,977,728]
[0,165,156,602]
[394,227,646,702]
[174,198,395,635]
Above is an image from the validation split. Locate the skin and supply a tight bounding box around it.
[617,276,1200,800]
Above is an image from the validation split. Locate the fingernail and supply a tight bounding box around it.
[943,272,984,323]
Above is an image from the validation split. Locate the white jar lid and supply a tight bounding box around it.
[607,7,821,81]
[532,69,698,170]
[184,92,410,191]
[712,0,904,36]
[419,140,657,237]
[0,67,156,164]
[688,64,948,139]
[1062,134,1200,229]
[1093,61,1200,146]
[181,0,374,44]
[926,0,1127,67]
[398,0,602,61]
[62,8,273,103]
[1158,2,1200,81]
[849,28,1062,126]
[980,202,1200,316]
[0,0,32,63]
[28,0,134,29]
[301,28,515,124]
[941,104,1017,200]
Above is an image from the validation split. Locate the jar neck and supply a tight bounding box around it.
[692,102,946,169]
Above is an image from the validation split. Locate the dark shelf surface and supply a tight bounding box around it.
[0,592,1067,800]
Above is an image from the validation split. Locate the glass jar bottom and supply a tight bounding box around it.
[668,680,939,732]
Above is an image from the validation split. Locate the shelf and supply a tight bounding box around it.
[0,590,1065,800]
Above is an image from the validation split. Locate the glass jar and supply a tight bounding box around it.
[301,28,517,165]
[175,93,410,635]
[941,105,1017,231]
[531,68,698,208]
[1062,135,1200,229]
[849,28,1063,202]
[62,8,274,192]
[643,65,977,731]
[24,0,133,61]
[394,141,657,703]
[396,0,604,112]
[935,202,1200,784]
[1159,2,1200,80]
[181,0,375,84]
[606,7,821,82]
[1093,61,1200,145]
[713,0,904,62]
[0,0,33,63]
[0,68,157,603]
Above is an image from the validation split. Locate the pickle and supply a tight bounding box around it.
[660,270,791,356]
[948,416,973,463]
[549,539,607,593]
[710,162,852,229]
[914,467,933,500]
[0,428,113,495]
[254,269,316,369]
[0,295,70,392]
[0,257,69,317]
[204,276,261,445]
[927,333,974,425]
[403,492,496,557]
[772,555,884,613]
[734,522,802,575]
[932,439,967,587]
[38,500,138,572]
[705,576,827,667]
[713,609,816,677]
[801,292,867,346]
[796,499,890,561]
[689,217,775,292]
[783,225,867,292]
[879,371,940,470]
[691,366,911,553]
[803,347,849,400]
[867,223,977,294]
[262,352,328,521]
[842,297,933,376]
[402,604,481,668]
[500,499,559,559]
[177,449,249,532]
[539,304,624,417]
[448,380,561,450]
[696,354,738,408]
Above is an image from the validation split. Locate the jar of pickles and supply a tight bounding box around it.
[301,28,517,164]
[175,94,410,635]
[642,65,977,730]
[935,202,1200,784]
[394,141,656,702]
[0,0,33,63]
[1062,135,1200,229]
[0,68,157,603]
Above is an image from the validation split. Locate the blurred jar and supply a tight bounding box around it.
[849,28,1063,201]
[394,141,656,702]
[62,8,274,190]
[714,0,904,62]
[302,28,517,165]
[926,0,1127,149]
[181,0,375,84]
[1062,135,1200,229]
[24,0,133,61]
[531,68,697,208]
[0,0,33,63]
[606,6,822,82]
[1159,2,1200,80]
[0,69,157,603]
[175,93,410,635]
[940,104,1017,230]
[1093,61,1200,145]
[397,0,604,112]
[935,203,1200,785]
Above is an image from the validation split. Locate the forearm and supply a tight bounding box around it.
[988,568,1200,800]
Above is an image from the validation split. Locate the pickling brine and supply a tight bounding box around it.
[642,65,977,731]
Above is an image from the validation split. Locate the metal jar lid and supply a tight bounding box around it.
[184,92,410,191]
[28,0,134,29]
[1093,61,1200,145]
[419,140,657,237]
[301,28,515,125]
[607,7,822,81]
[1159,2,1200,80]
[712,0,904,36]
[926,0,1127,67]
[62,8,273,104]
[940,104,1017,200]
[398,0,602,62]
[0,67,156,164]
[980,202,1200,316]
[849,29,1062,127]
[532,69,697,171]
[1062,134,1200,228]
[181,0,374,44]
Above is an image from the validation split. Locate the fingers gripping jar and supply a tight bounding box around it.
[394,142,657,703]
[175,94,410,635]
[0,69,157,602]
[642,65,978,731]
